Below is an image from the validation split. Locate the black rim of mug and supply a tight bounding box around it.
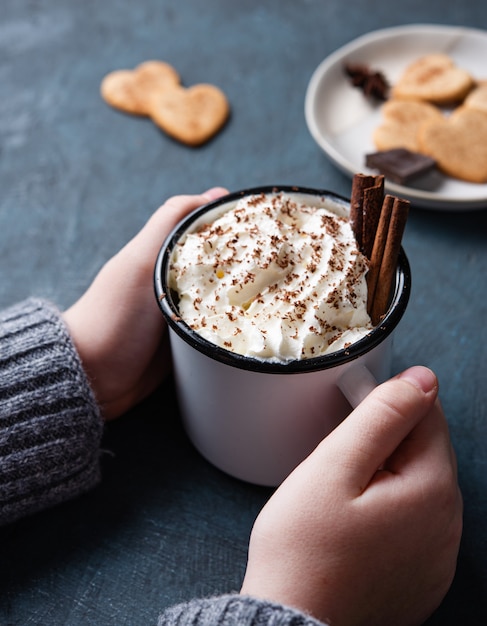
[154,185,412,374]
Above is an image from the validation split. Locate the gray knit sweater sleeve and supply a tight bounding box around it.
[0,300,326,626]
[0,298,103,526]
[158,595,327,626]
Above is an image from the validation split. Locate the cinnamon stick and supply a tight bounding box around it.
[350,173,377,251]
[368,196,410,325]
[361,175,385,259]
[366,194,394,311]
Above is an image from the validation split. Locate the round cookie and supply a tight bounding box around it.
[418,106,487,183]
[392,53,475,105]
[373,99,444,152]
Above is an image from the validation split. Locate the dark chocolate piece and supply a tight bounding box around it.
[365,148,437,185]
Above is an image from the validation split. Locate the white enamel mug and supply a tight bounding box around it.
[154,186,411,487]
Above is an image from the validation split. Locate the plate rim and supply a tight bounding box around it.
[304,23,487,210]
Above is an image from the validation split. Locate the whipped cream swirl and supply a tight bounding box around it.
[168,191,373,362]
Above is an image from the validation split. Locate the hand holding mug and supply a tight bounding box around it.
[64,188,228,420]
[241,366,463,626]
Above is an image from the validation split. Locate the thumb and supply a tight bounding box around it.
[318,366,439,494]
[148,187,228,237]
[126,188,229,264]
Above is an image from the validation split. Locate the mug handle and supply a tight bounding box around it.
[337,364,379,409]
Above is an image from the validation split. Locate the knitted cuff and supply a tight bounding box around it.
[0,298,103,525]
[158,594,327,626]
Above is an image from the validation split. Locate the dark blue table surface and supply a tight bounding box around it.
[1,1,486,624]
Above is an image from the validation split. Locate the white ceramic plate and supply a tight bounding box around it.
[305,24,487,210]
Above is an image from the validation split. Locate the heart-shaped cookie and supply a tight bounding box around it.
[373,99,444,152]
[418,107,487,183]
[101,60,180,116]
[464,82,487,114]
[392,53,474,105]
[150,84,230,146]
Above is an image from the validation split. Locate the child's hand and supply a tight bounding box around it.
[64,188,228,420]
[241,366,463,626]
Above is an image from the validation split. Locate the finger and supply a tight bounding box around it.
[384,396,454,479]
[127,188,229,263]
[316,366,439,494]
[201,186,230,201]
[149,187,228,234]
[362,395,462,539]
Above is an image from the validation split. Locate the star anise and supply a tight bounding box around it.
[344,63,389,101]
